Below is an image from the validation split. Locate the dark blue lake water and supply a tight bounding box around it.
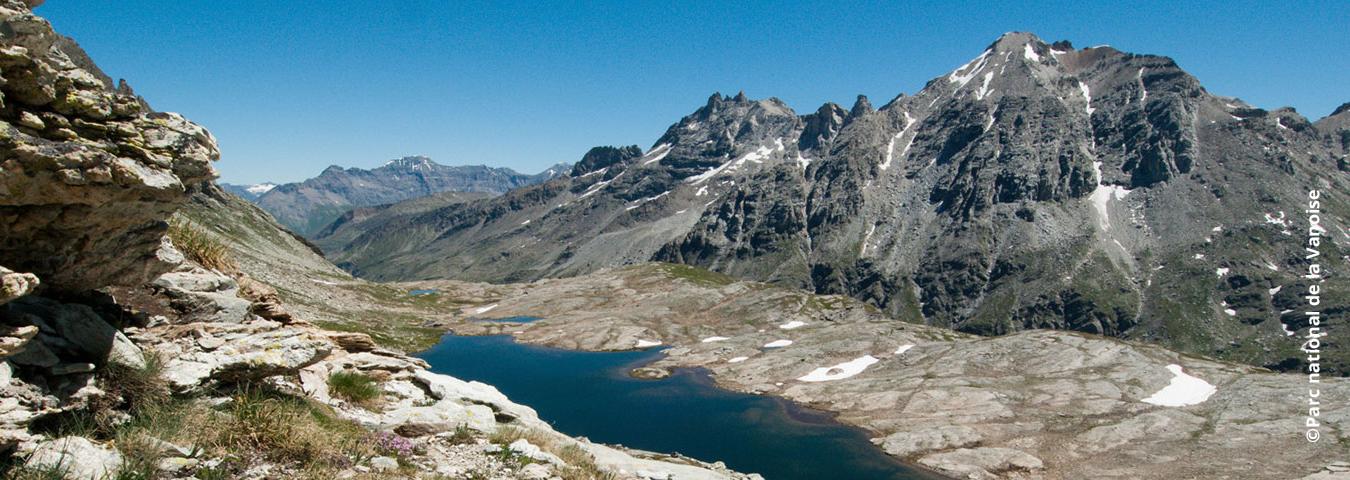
[417,334,941,480]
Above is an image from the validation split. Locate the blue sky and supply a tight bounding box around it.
[37,1,1349,184]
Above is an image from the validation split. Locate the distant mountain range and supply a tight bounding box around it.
[219,182,277,201]
[237,156,568,236]
[316,32,1350,374]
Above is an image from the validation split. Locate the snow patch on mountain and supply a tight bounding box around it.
[245,183,277,195]
[1141,364,1217,407]
[798,356,880,382]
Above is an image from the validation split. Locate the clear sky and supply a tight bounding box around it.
[36,1,1349,184]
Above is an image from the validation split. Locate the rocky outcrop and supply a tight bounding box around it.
[113,267,756,480]
[0,1,218,294]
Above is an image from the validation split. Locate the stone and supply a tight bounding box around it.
[0,325,39,358]
[2,297,125,364]
[520,463,552,480]
[157,457,199,474]
[508,439,565,465]
[161,323,331,391]
[381,400,496,436]
[875,425,982,457]
[0,267,38,306]
[412,369,540,424]
[152,268,253,324]
[918,447,1043,479]
[346,352,419,371]
[108,331,146,370]
[24,436,123,480]
[327,331,378,353]
[369,455,399,472]
[635,470,674,480]
[8,337,58,368]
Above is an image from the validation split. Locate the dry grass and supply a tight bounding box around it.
[206,386,376,469]
[489,427,616,480]
[168,216,237,272]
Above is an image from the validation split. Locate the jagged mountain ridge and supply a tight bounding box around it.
[320,32,1350,373]
[254,156,569,235]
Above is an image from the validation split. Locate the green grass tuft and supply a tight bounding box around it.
[327,371,382,405]
[168,216,237,272]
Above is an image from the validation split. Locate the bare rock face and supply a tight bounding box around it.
[0,1,219,294]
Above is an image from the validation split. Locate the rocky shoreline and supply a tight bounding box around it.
[405,265,1349,480]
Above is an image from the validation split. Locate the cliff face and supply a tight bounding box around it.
[0,1,219,294]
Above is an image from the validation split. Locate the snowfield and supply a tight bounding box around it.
[798,356,880,382]
[1141,364,1217,407]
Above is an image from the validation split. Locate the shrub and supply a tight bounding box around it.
[327,371,381,405]
[167,216,237,272]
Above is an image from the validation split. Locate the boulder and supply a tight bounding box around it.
[379,400,496,436]
[508,438,565,465]
[152,268,252,324]
[369,455,399,472]
[326,331,378,353]
[412,369,540,424]
[24,436,123,480]
[161,322,332,391]
[1,296,144,368]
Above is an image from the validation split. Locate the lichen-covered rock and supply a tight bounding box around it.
[0,266,37,305]
[149,320,333,391]
[23,436,123,480]
[151,266,253,323]
[0,1,219,294]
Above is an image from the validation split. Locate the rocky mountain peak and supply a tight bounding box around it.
[380,155,438,171]
[1332,102,1350,117]
[799,102,848,151]
[849,94,874,118]
[987,31,1048,55]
